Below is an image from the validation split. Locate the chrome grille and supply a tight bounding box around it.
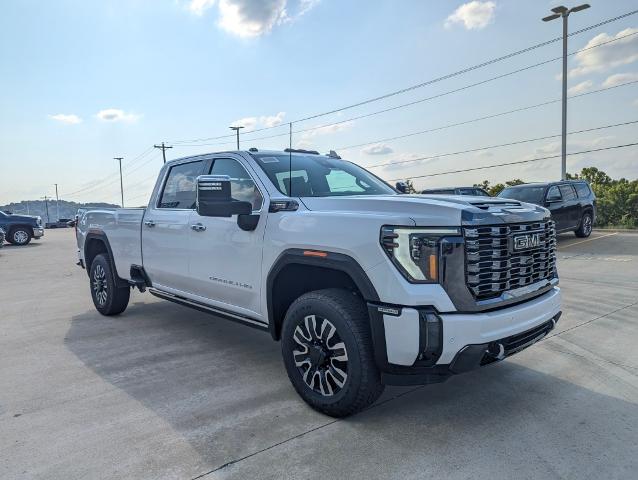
[463,221,557,300]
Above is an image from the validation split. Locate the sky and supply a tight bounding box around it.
[1,0,637,206]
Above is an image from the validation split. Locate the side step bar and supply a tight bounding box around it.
[148,288,269,332]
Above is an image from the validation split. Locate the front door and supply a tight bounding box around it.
[142,159,205,292]
[186,155,268,319]
[545,185,568,231]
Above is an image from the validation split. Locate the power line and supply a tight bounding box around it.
[390,142,638,181]
[169,10,637,145]
[364,119,638,170]
[171,29,638,150]
[337,80,638,151]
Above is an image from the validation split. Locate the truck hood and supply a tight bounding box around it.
[7,214,40,224]
[299,194,549,226]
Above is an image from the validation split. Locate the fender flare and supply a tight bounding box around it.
[266,248,379,340]
[84,231,128,287]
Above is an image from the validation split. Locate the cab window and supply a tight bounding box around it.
[574,183,591,198]
[209,158,264,211]
[158,161,204,209]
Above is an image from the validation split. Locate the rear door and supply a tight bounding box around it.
[558,184,580,229]
[185,155,268,318]
[142,159,205,291]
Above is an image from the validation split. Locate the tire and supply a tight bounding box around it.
[575,212,593,238]
[8,227,32,246]
[89,253,130,316]
[281,288,384,417]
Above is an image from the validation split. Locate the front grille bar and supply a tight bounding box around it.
[463,221,557,300]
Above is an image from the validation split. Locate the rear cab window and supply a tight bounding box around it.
[158,160,204,209]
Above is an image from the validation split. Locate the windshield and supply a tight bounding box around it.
[498,186,545,204]
[252,153,396,197]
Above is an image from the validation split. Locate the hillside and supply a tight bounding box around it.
[0,200,120,222]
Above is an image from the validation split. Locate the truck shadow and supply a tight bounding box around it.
[66,300,638,476]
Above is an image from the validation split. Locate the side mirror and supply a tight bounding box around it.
[395,181,408,194]
[196,175,252,217]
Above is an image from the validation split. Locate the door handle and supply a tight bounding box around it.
[191,223,206,232]
[144,220,156,227]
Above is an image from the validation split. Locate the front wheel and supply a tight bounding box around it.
[89,253,130,315]
[575,212,593,238]
[8,228,32,245]
[281,288,384,417]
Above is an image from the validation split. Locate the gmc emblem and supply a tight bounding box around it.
[513,233,541,251]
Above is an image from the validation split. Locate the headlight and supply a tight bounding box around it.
[380,226,461,283]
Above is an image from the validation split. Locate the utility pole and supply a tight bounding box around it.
[230,126,244,150]
[41,196,50,224]
[154,142,173,164]
[114,157,124,207]
[54,183,60,221]
[543,4,590,180]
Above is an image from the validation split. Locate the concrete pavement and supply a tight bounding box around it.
[1,229,637,479]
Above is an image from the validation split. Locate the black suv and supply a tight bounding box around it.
[0,211,45,245]
[498,181,596,237]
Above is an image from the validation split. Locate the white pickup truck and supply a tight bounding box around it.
[76,149,561,417]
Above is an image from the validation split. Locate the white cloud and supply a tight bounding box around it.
[231,111,286,131]
[96,108,141,123]
[362,143,394,155]
[570,28,638,77]
[301,120,353,139]
[445,1,495,30]
[48,113,82,124]
[261,111,286,127]
[567,80,593,95]
[188,0,216,16]
[186,0,319,37]
[602,72,638,88]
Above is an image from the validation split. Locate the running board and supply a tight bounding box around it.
[148,288,269,332]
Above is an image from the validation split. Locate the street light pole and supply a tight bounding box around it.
[114,157,124,207]
[543,4,590,180]
[229,126,244,150]
[54,183,60,221]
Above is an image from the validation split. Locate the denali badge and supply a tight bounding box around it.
[513,233,541,251]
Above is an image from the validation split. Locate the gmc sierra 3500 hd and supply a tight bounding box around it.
[76,149,561,417]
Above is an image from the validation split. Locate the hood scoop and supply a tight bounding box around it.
[469,200,521,210]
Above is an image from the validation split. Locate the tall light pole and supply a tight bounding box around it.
[229,126,244,150]
[54,183,60,221]
[543,4,590,180]
[114,157,124,207]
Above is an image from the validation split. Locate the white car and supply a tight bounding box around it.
[75,149,561,417]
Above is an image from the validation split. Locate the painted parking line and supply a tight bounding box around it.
[557,232,617,250]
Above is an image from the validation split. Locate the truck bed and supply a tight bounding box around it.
[79,208,145,280]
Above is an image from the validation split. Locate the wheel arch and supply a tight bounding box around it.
[84,231,128,287]
[266,249,379,341]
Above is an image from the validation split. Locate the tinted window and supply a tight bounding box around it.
[498,186,545,203]
[158,161,204,209]
[547,185,561,200]
[574,182,591,198]
[209,158,263,210]
[253,153,395,197]
[559,184,576,201]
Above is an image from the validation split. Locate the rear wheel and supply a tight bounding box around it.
[90,253,130,315]
[281,288,384,417]
[575,212,593,238]
[8,227,32,246]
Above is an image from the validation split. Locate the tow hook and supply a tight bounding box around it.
[486,342,506,361]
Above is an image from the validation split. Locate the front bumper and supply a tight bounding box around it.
[32,227,44,238]
[368,287,561,385]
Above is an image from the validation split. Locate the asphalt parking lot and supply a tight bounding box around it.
[1,229,637,480]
